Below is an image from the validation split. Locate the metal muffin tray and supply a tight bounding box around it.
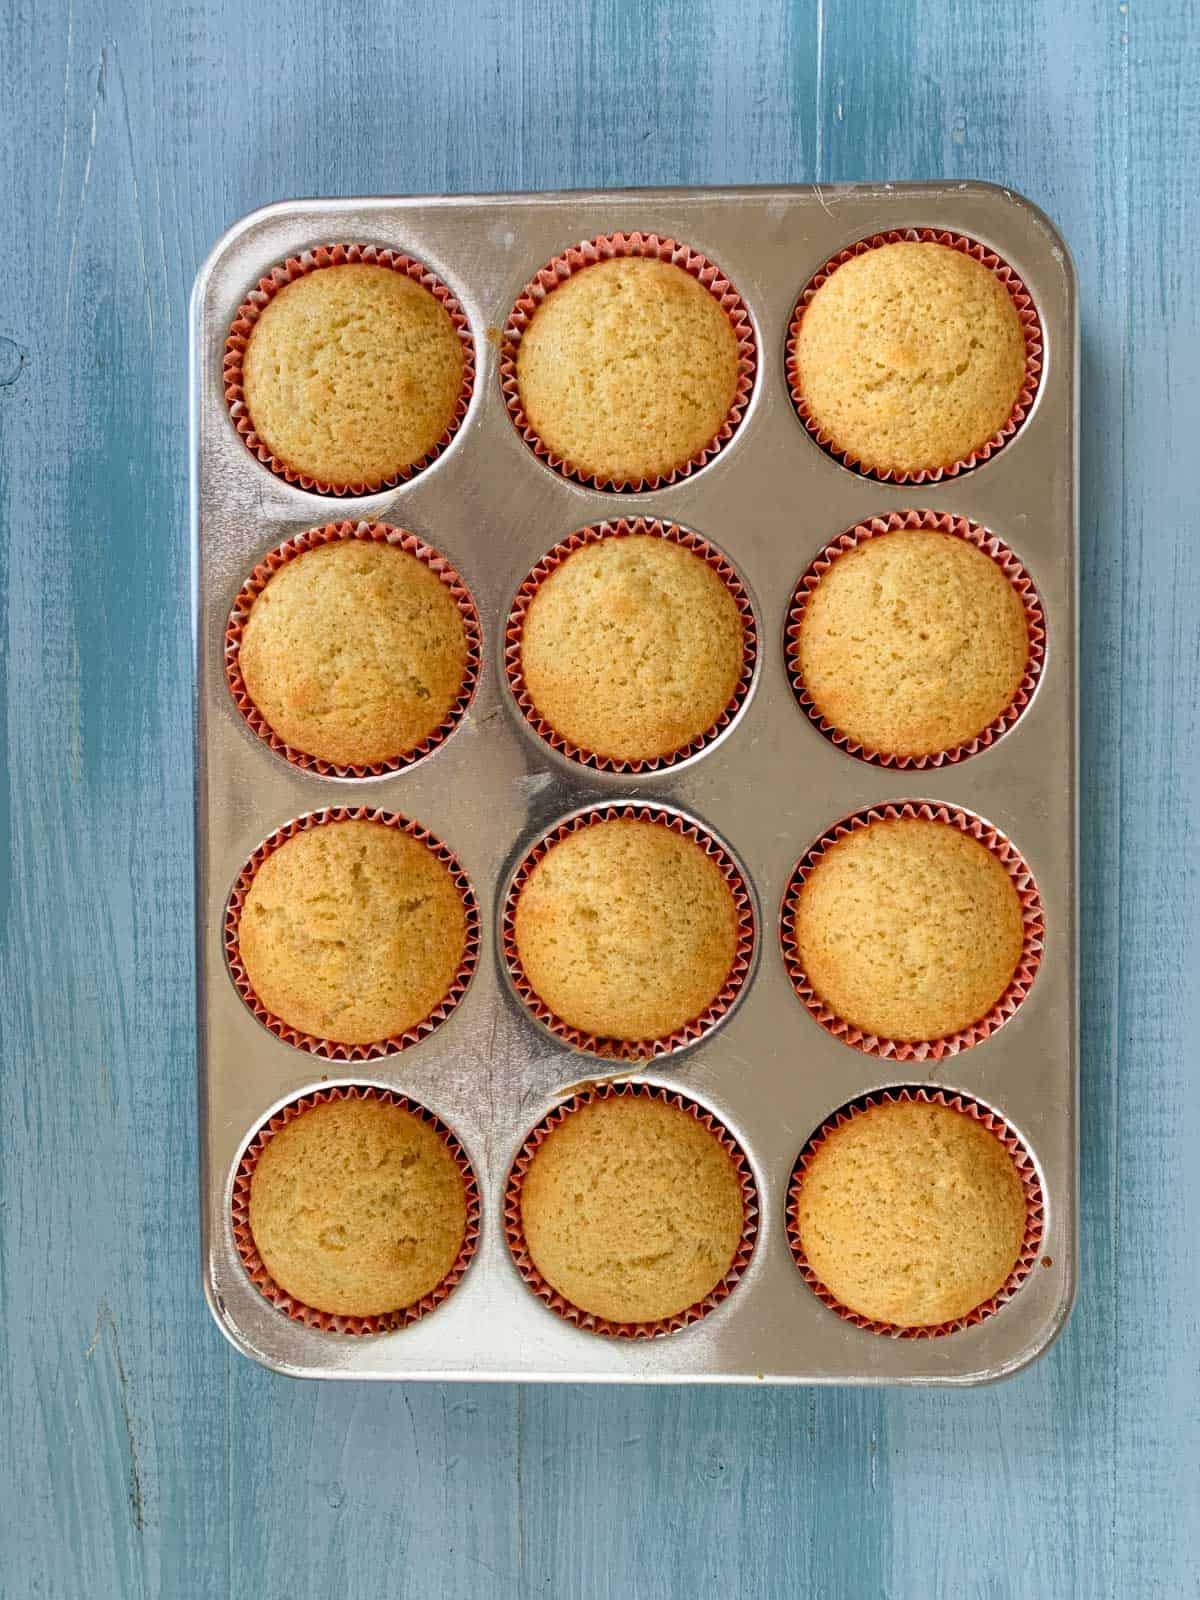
[191,183,1077,1384]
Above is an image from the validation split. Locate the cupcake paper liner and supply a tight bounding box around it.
[222,243,475,496]
[779,801,1044,1060]
[232,1083,481,1336]
[504,1080,759,1339]
[502,804,756,1060]
[785,509,1046,768]
[785,228,1044,484]
[225,807,480,1061]
[786,1086,1045,1339]
[500,232,757,492]
[505,517,758,773]
[225,521,482,779]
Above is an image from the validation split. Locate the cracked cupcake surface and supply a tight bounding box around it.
[791,816,1024,1042]
[237,819,468,1045]
[515,256,740,483]
[518,1094,745,1323]
[796,526,1030,758]
[248,1096,468,1319]
[512,818,740,1044]
[793,241,1027,475]
[241,262,466,489]
[237,539,470,768]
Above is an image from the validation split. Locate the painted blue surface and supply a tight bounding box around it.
[1,1,1197,1595]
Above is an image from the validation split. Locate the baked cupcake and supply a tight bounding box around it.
[790,238,1029,477]
[513,1088,749,1326]
[512,524,750,767]
[787,814,1026,1043]
[508,812,746,1051]
[791,1095,1033,1330]
[233,815,472,1050]
[246,1093,470,1320]
[511,250,744,486]
[234,530,475,770]
[234,257,468,491]
[793,521,1032,760]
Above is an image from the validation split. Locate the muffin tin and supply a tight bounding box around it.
[192,183,1077,1384]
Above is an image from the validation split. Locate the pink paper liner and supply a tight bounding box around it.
[505,518,757,773]
[787,1086,1045,1338]
[232,1084,481,1335]
[502,804,756,1060]
[225,807,480,1061]
[225,521,482,778]
[222,243,475,496]
[785,509,1046,768]
[504,1080,759,1339]
[500,232,757,491]
[779,801,1044,1060]
[785,228,1044,483]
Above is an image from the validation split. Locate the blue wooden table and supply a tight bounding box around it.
[3,2,1197,1595]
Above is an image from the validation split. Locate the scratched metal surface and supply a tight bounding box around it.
[3,0,1198,1594]
[195,185,1077,1385]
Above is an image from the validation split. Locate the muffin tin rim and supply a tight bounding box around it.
[196,183,1077,1386]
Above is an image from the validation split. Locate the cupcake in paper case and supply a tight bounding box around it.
[226,522,481,778]
[502,233,756,491]
[787,230,1042,482]
[787,509,1045,767]
[233,1085,480,1334]
[504,806,755,1059]
[223,244,474,494]
[505,1081,758,1337]
[780,802,1043,1060]
[788,1088,1044,1337]
[506,518,755,772]
[226,809,478,1060]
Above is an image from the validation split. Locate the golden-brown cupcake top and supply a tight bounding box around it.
[794,1099,1028,1328]
[519,1094,745,1323]
[796,527,1029,758]
[518,534,745,763]
[238,540,470,768]
[793,241,1027,475]
[791,817,1024,1042]
[514,256,740,483]
[249,1097,468,1318]
[242,263,465,489]
[512,818,739,1044]
[237,819,468,1046]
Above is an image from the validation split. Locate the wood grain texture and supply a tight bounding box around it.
[1,0,1196,1596]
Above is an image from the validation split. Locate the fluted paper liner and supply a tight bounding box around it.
[780,801,1044,1060]
[500,232,756,491]
[504,1080,759,1339]
[505,518,757,773]
[785,509,1046,768]
[232,1084,481,1336]
[223,243,475,495]
[225,807,479,1060]
[502,804,755,1060]
[225,521,482,778]
[787,1086,1045,1338]
[785,228,1044,483]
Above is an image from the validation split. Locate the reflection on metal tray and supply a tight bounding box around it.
[192,183,1077,1384]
